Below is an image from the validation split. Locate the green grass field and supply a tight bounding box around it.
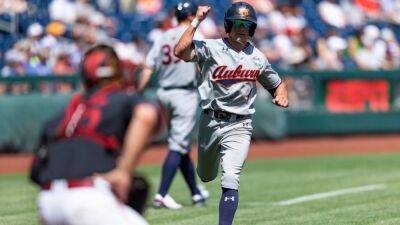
[1,153,400,225]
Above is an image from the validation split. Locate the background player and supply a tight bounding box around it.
[30,44,159,225]
[138,1,208,209]
[175,2,288,225]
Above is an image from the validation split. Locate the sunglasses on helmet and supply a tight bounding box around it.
[232,19,252,28]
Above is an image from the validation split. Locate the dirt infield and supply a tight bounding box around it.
[1,134,400,174]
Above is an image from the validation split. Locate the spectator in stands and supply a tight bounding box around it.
[318,0,347,28]
[354,25,386,70]
[136,0,162,16]
[1,23,48,95]
[53,52,76,93]
[24,49,54,93]
[268,3,291,35]
[103,17,117,39]
[95,0,118,13]
[268,3,307,37]
[289,28,313,70]
[313,29,346,71]
[40,22,61,65]
[49,0,111,45]
[53,52,75,75]
[25,51,52,76]
[341,0,366,27]
[348,28,364,60]
[14,23,44,56]
[75,0,100,19]
[0,0,27,13]
[43,21,82,70]
[50,0,107,25]
[2,0,400,96]
[381,27,400,69]
[261,2,308,69]
[1,50,26,77]
[120,0,137,13]
[49,0,77,24]
[115,35,148,88]
[114,38,145,67]
[381,0,400,25]
[232,0,274,14]
[1,50,29,95]
[354,0,380,20]
[286,5,307,36]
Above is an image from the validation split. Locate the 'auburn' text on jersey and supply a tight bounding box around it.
[212,65,260,81]
[191,38,282,115]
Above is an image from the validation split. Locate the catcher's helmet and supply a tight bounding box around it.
[224,1,257,37]
[81,44,122,88]
[175,1,198,22]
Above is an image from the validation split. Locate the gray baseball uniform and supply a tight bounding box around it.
[191,38,281,190]
[145,25,201,153]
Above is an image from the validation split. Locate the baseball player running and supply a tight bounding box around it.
[138,1,208,209]
[30,44,160,225]
[175,2,288,225]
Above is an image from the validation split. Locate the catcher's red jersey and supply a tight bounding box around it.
[32,83,147,185]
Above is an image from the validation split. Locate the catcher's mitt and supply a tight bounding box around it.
[126,174,150,215]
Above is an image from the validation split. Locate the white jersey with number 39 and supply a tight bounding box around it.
[145,25,202,88]
[191,38,282,115]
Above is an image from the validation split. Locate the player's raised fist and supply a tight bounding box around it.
[272,95,289,108]
[196,6,211,21]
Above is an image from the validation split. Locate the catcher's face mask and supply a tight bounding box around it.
[81,45,121,88]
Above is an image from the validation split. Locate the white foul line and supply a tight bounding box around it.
[276,184,386,206]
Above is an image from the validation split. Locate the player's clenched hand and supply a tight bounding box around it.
[196,6,211,21]
[272,95,289,108]
[97,168,132,203]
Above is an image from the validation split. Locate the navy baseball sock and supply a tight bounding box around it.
[219,188,239,225]
[180,154,201,196]
[158,151,182,197]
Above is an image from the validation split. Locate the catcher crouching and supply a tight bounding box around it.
[30,44,160,225]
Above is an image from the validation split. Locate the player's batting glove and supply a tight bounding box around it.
[272,95,289,108]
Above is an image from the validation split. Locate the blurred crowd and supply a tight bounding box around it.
[253,0,400,71]
[0,0,400,95]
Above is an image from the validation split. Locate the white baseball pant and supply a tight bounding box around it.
[38,177,148,225]
[197,111,252,190]
[157,88,198,154]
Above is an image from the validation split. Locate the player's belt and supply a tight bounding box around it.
[161,83,196,90]
[204,109,246,121]
[41,177,94,190]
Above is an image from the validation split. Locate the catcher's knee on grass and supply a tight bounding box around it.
[221,172,239,190]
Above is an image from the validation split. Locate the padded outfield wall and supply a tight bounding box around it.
[0,70,399,153]
[282,70,400,135]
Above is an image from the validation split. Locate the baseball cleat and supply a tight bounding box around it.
[198,184,210,199]
[192,194,207,207]
[153,194,182,210]
[192,184,209,206]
